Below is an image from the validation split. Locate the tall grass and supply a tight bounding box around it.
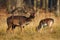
[0,9,60,40]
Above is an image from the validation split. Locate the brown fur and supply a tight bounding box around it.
[7,9,35,32]
[36,18,54,31]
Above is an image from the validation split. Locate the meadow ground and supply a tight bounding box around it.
[0,9,60,40]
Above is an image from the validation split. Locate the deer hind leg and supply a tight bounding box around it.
[12,24,16,30]
[12,24,18,32]
[6,24,12,33]
[48,21,53,32]
[7,24,16,33]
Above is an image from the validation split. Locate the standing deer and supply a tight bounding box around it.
[7,8,35,32]
[36,18,54,32]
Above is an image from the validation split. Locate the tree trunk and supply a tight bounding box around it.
[7,0,24,13]
[57,0,59,16]
[16,0,23,8]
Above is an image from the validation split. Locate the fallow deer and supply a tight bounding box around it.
[36,18,54,32]
[7,8,35,32]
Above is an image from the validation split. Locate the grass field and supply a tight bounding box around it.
[0,9,60,40]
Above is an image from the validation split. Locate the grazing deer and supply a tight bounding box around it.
[36,18,54,32]
[7,8,35,32]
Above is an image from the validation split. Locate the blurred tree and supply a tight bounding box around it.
[24,0,34,8]
[0,0,7,8]
[16,0,23,7]
[6,0,17,13]
[56,0,59,16]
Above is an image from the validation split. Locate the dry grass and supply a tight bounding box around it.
[0,9,60,40]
